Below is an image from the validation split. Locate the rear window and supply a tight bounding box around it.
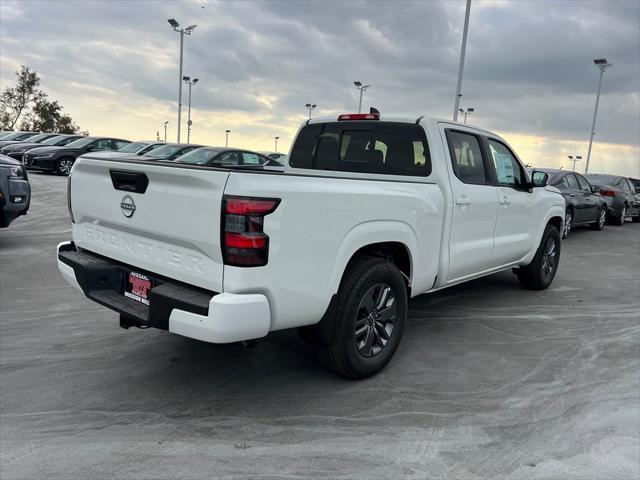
[289,122,431,176]
[585,174,621,187]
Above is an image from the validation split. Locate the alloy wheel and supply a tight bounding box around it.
[58,159,73,175]
[354,283,396,358]
[598,209,606,228]
[541,237,557,280]
[563,211,572,238]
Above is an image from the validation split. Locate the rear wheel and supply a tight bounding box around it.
[562,208,573,239]
[516,224,561,290]
[614,206,627,226]
[56,157,74,176]
[633,215,640,224]
[590,206,606,231]
[316,257,407,379]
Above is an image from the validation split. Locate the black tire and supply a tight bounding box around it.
[56,157,74,176]
[516,224,561,290]
[316,257,407,379]
[633,215,640,224]
[613,205,627,226]
[590,206,606,231]
[562,208,573,239]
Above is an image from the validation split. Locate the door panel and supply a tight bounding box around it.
[575,174,598,222]
[443,129,498,281]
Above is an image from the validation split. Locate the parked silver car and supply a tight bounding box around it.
[0,154,30,227]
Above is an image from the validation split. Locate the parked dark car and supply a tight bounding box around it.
[139,143,203,161]
[0,132,58,151]
[1,134,83,161]
[0,154,30,228]
[536,169,607,238]
[23,136,130,175]
[0,131,40,148]
[585,174,640,225]
[174,147,277,167]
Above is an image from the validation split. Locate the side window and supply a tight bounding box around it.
[575,174,592,192]
[241,152,262,165]
[487,140,525,188]
[214,152,241,165]
[565,174,579,190]
[92,139,113,149]
[446,130,487,184]
[114,140,129,150]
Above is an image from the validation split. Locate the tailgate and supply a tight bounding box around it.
[69,158,229,292]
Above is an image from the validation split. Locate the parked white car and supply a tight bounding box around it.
[58,114,564,378]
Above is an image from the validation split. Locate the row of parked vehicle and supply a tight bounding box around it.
[0,130,287,176]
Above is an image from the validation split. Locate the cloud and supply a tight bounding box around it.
[0,0,638,175]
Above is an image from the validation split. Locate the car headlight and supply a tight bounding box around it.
[1,165,24,177]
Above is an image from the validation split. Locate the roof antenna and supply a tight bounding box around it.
[370,107,380,114]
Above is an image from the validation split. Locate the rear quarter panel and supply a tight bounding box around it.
[223,172,445,330]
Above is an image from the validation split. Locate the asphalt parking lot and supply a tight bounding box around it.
[1,172,639,480]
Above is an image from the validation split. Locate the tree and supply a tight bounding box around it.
[0,66,44,130]
[20,97,81,134]
[0,65,84,134]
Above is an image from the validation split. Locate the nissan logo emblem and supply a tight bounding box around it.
[120,195,136,218]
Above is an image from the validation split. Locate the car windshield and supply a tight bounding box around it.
[1,132,30,141]
[585,174,621,187]
[27,133,52,142]
[117,142,147,153]
[65,137,95,148]
[175,148,221,164]
[144,145,186,158]
[42,136,66,145]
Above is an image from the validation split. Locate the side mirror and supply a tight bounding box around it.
[531,171,549,187]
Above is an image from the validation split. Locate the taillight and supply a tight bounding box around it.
[600,189,616,197]
[67,173,75,223]
[337,113,380,121]
[222,195,280,267]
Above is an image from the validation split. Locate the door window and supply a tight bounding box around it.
[564,174,579,190]
[113,140,130,150]
[91,139,113,150]
[241,152,262,165]
[575,174,592,193]
[487,140,525,188]
[446,131,488,184]
[214,152,241,165]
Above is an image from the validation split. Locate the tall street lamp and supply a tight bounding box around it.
[183,76,199,144]
[305,103,317,119]
[163,121,169,142]
[453,0,472,122]
[274,136,280,152]
[353,81,371,113]
[568,155,582,171]
[458,107,474,124]
[584,58,612,174]
[168,18,197,144]
[225,129,231,148]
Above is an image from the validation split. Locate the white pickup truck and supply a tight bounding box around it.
[58,114,565,378]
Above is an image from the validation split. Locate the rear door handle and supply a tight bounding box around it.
[455,197,471,206]
[499,196,511,205]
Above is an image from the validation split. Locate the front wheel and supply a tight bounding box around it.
[562,209,573,239]
[56,158,74,176]
[516,224,561,290]
[316,257,407,379]
[614,206,627,226]
[590,207,606,231]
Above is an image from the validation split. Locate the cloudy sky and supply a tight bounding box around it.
[1,0,639,175]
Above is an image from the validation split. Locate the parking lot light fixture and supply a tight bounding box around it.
[568,155,582,171]
[305,103,317,119]
[585,58,612,174]
[225,129,231,148]
[459,107,474,124]
[274,136,280,152]
[353,82,370,113]
[163,121,169,142]
[183,77,199,144]
[168,18,197,143]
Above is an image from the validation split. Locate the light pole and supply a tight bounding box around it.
[168,18,197,143]
[568,155,582,171]
[353,81,371,113]
[274,136,279,152]
[458,107,474,124]
[584,58,612,174]
[183,76,199,144]
[163,121,169,142]
[305,103,317,119]
[225,129,231,148]
[453,0,472,122]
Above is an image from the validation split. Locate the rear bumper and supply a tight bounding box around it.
[57,241,270,343]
